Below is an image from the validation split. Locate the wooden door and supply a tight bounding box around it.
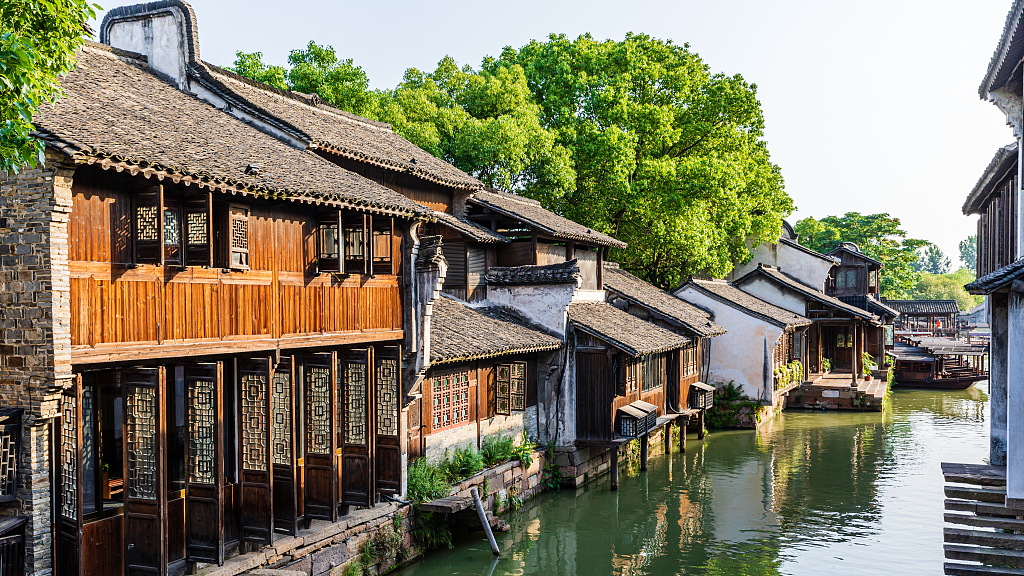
[238,358,274,546]
[576,351,612,442]
[56,378,85,576]
[303,353,337,521]
[665,350,680,413]
[339,349,372,508]
[184,362,224,565]
[835,327,851,367]
[271,356,299,536]
[374,346,402,495]
[123,368,167,576]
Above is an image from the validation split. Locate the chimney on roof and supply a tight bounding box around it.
[99,1,200,90]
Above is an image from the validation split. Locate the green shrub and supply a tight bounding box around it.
[443,445,484,481]
[480,435,516,467]
[510,431,536,469]
[361,519,403,567]
[821,358,833,372]
[412,508,453,550]
[541,442,563,490]
[407,458,450,503]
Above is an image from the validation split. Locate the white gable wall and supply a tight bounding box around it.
[727,241,834,291]
[736,276,806,317]
[674,286,783,403]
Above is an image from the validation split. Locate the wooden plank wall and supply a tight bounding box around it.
[68,169,403,349]
[978,172,1018,278]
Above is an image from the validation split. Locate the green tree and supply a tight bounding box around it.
[488,33,792,288]
[908,269,983,311]
[794,213,928,298]
[959,234,977,271]
[918,244,951,275]
[230,42,372,116]
[1,0,98,173]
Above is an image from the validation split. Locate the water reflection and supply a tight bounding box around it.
[397,383,990,576]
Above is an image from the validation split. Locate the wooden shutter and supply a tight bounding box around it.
[443,241,467,288]
[123,367,168,576]
[792,331,803,360]
[317,212,341,274]
[374,346,401,495]
[228,204,250,270]
[134,185,163,265]
[185,362,224,565]
[303,353,337,521]
[271,356,300,536]
[185,196,212,267]
[509,362,526,411]
[237,358,273,546]
[56,378,85,576]
[339,348,372,508]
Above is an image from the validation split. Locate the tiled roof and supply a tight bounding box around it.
[965,257,1024,294]
[469,190,627,248]
[964,143,1018,215]
[193,64,482,190]
[837,295,900,319]
[827,244,883,267]
[486,260,581,286]
[429,296,562,365]
[432,211,508,244]
[602,263,726,337]
[678,279,811,329]
[880,299,960,315]
[979,0,1024,97]
[36,44,431,219]
[568,302,690,357]
[734,265,879,322]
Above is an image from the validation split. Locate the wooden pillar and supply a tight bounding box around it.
[610,448,619,490]
[640,434,648,471]
[850,322,858,385]
[664,424,672,455]
[1006,289,1024,509]
[680,423,687,452]
[697,411,706,440]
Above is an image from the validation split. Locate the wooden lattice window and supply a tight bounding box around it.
[792,331,803,359]
[241,372,268,471]
[343,214,366,274]
[134,186,163,264]
[494,362,526,416]
[376,358,399,436]
[187,378,216,484]
[682,344,698,377]
[228,204,250,270]
[318,217,340,273]
[163,206,182,265]
[372,217,393,274]
[342,360,367,446]
[431,371,469,431]
[185,196,211,266]
[271,370,292,466]
[641,354,665,393]
[0,410,20,503]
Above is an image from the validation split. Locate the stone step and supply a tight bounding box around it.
[945,563,1024,575]
[942,463,1007,487]
[945,544,1024,568]
[945,528,1024,550]
[945,486,1008,503]
[945,513,1024,531]
[946,499,1020,518]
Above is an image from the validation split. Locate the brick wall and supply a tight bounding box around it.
[0,151,75,576]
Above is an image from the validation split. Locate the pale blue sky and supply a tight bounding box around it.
[92,0,1014,265]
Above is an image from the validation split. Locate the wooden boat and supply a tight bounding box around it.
[891,342,988,390]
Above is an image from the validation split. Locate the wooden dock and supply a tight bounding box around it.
[785,372,886,411]
[941,462,1024,575]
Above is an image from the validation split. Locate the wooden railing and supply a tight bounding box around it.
[0,517,26,576]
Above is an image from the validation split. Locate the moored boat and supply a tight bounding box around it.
[891,340,988,389]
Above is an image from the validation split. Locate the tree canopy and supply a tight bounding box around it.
[907,269,983,311]
[230,33,792,289]
[793,213,928,298]
[959,235,977,272]
[917,244,951,275]
[0,0,97,173]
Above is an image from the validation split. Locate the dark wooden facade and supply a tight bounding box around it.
[59,165,408,576]
[971,157,1018,278]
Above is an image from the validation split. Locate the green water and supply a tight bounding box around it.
[396,383,991,576]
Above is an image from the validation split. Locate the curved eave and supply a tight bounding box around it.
[429,341,563,366]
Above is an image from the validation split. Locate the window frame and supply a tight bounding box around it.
[430,370,471,432]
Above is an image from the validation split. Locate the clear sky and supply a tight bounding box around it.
[92,0,1015,266]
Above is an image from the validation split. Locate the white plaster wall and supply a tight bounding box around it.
[106,12,187,86]
[572,289,605,302]
[738,277,806,316]
[424,423,478,463]
[486,283,576,334]
[776,243,835,290]
[674,287,783,402]
[727,242,776,281]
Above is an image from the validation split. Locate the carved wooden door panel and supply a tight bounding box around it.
[271,356,299,536]
[374,346,402,495]
[339,348,372,508]
[303,353,337,521]
[123,367,167,576]
[237,357,273,546]
[184,362,224,565]
[56,377,85,576]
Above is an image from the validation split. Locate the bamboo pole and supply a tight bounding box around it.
[471,487,499,556]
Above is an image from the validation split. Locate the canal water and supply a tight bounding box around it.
[396,383,990,576]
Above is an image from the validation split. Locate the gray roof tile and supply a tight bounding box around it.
[430,296,562,364]
[486,260,581,286]
[680,279,811,329]
[470,190,626,248]
[602,263,726,337]
[568,302,690,357]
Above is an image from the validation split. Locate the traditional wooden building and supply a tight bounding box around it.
[734,264,884,381]
[884,299,960,336]
[413,296,561,462]
[673,279,811,415]
[936,3,1024,571]
[601,263,727,414]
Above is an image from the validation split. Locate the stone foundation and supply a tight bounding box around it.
[555,425,676,488]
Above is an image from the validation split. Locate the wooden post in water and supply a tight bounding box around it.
[697,411,706,440]
[610,448,619,490]
[665,424,672,454]
[680,423,687,452]
[640,434,649,471]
